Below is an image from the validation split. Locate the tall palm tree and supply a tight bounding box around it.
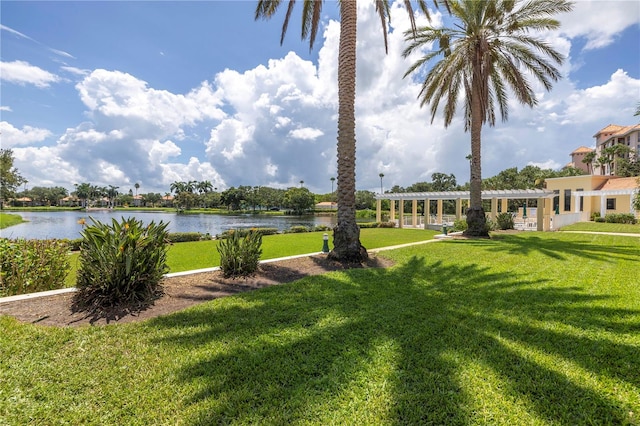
[403,0,572,236]
[582,150,596,175]
[255,0,443,261]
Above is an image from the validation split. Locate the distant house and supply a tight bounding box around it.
[315,201,337,210]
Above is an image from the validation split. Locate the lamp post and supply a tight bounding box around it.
[330,177,335,205]
[379,173,384,194]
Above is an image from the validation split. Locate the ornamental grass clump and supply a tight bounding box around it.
[0,238,70,297]
[75,217,169,310]
[217,229,263,278]
[496,212,515,230]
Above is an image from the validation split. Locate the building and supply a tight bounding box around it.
[592,124,640,175]
[545,175,638,222]
[568,146,595,174]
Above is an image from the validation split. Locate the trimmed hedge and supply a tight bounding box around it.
[167,232,203,243]
[604,213,637,224]
[217,228,279,239]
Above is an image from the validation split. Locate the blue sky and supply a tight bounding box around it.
[1,1,639,196]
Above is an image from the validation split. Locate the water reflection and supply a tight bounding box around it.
[1,210,336,240]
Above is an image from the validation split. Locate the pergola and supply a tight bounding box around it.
[572,188,638,217]
[375,189,556,231]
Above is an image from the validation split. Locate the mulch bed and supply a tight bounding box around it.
[0,254,393,328]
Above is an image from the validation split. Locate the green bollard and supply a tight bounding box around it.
[322,233,330,253]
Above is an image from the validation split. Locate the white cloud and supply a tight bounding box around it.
[560,0,640,51]
[288,127,324,140]
[0,106,12,112]
[61,66,90,77]
[0,121,52,147]
[0,24,32,41]
[7,0,639,195]
[562,69,640,123]
[528,159,563,170]
[76,70,226,140]
[0,60,60,88]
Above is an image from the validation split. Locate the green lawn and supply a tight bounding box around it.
[2,231,639,424]
[0,212,26,229]
[63,228,435,286]
[560,221,640,234]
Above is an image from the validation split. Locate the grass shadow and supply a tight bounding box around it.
[148,251,639,424]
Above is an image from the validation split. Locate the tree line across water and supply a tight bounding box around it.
[4,148,617,214]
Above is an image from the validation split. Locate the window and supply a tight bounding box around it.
[606,198,616,210]
[564,189,571,212]
[576,188,583,212]
[553,190,559,213]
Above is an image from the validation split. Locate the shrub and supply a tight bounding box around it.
[496,212,515,230]
[590,212,601,221]
[452,219,468,232]
[217,228,278,239]
[59,238,83,251]
[357,222,378,228]
[167,232,202,243]
[595,217,606,223]
[356,209,376,219]
[0,238,70,297]
[377,221,396,228]
[284,226,310,233]
[485,218,497,232]
[217,229,263,278]
[604,213,637,224]
[74,217,169,310]
[313,225,332,232]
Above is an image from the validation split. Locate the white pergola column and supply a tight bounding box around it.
[490,198,498,220]
[399,199,404,229]
[501,198,508,213]
[537,198,545,231]
[412,199,418,227]
[456,198,462,219]
[390,200,396,227]
[424,198,430,229]
[600,195,606,218]
[437,199,443,224]
[376,198,382,222]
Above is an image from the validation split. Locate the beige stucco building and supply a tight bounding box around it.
[592,124,640,175]
[543,175,638,220]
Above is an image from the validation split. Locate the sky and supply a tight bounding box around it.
[1,1,639,196]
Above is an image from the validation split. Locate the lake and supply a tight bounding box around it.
[1,210,337,240]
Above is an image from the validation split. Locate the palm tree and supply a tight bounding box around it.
[255,0,443,261]
[198,180,214,194]
[379,173,384,194]
[582,150,596,175]
[134,182,140,197]
[403,0,572,236]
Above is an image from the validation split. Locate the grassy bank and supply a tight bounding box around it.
[0,213,26,229]
[1,231,638,424]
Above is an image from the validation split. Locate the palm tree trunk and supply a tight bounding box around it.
[329,0,367,262]
[465,49,488,237]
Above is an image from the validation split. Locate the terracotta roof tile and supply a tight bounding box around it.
[571,146,595,154]
[599,177,640,191]
[594,124,625,137]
